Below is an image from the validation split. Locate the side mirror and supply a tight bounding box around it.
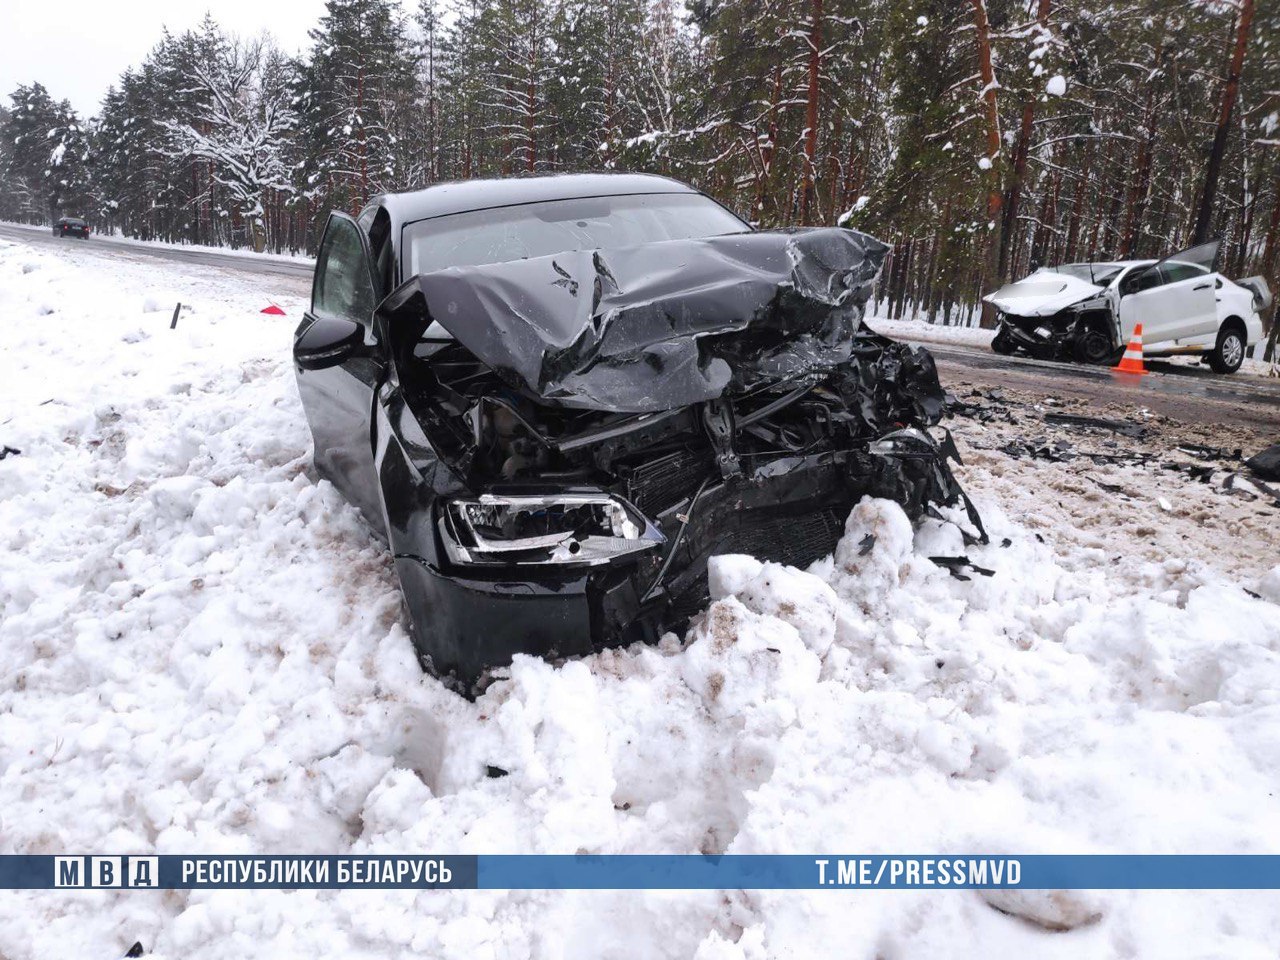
[294,316,364,370]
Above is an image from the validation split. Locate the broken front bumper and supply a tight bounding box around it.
[401,435,963,689]
[999,313,1077,349]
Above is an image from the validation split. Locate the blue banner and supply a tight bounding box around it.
[5,855,1280,890]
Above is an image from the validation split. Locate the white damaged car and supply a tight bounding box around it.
[984,241,1271,373]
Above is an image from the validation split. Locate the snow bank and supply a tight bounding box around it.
[867,315,995,349]
[3,239,1280,957]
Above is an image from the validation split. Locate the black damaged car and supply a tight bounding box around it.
[293,173,975,692]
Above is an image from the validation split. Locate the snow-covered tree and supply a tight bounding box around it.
[0,83,91,222]
[161,37,298,250]
[296,0,418,216]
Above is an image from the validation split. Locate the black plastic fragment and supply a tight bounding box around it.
[858,533,876,556]
[0,445,20,460]
[929,556,995,581]
[124,944,145,959]
[1178,444,1241,462]
[486,765,509,779]
[1090,477,1126,494]
[1044,412,1147,439]
[1246,444,1280,481]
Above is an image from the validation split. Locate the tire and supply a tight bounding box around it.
[1207,322,1246,374]
[1072,319,1115,365]
[991,327,1016,355]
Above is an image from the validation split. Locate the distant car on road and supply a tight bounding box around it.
[985,241,1270,374]
[53,217,90,239]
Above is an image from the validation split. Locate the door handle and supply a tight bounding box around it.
[1193,283,1211,290]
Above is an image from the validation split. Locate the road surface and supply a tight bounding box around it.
[2,220,1275,432]
[0,221,313,283]
[923,342,1280,433]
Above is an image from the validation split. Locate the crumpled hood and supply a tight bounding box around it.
[983,270,1106,318]
[381,227,888,413]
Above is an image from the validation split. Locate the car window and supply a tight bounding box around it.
[403,193,748,276]
[313,217,375,323]
[1160,262,1207,284]
[1122,265,1164,295]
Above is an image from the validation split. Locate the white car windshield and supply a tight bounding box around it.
[1052,264,1125,285]
[403,193,748,275]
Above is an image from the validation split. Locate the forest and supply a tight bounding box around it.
[0,0,1276,328]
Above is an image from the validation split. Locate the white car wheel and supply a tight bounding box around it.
[1209,325,1246,374]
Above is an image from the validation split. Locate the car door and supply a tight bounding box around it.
[1116,264,1176,345]
[1118,242,1219,346]
[294,212,388,537]
[1157,261,1218,340]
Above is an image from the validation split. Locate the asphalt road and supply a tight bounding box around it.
[2,220,1275,432]
[0,222,314,282]
[920,341,1280,433]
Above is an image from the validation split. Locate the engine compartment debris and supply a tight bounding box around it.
[359,226,986,687]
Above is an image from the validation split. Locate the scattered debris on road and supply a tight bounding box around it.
[1043,412,1148,439]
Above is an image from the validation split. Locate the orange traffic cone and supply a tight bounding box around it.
[1111,323,1147,376]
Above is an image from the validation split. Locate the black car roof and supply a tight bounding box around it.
[371,173,699,229]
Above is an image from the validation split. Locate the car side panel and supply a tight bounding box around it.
[294,326,388,538]
[1216,281,1264,345]
[295,212,388,538]
[1117,275,1215,347]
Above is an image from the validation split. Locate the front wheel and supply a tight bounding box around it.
[991,327,1016,355]
[1072,322,1115,365]
[1208,325,1246,374]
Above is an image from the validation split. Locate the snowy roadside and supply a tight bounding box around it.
[867,315,995,351]
[3,238,1280,958]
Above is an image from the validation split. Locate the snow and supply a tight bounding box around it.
[3,238,1280,957]
[867,315,994,350]
[1046,74,1068,96]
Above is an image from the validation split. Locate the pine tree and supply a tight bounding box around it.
[297,0,418,217]
[1,83,90,222]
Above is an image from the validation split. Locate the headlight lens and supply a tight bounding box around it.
[440,493,665,566]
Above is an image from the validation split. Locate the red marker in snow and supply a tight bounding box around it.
[261,304,286,316]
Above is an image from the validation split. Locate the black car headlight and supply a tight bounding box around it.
[439,493,665,566]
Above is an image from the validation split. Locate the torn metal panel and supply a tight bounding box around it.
[381,227,889,413]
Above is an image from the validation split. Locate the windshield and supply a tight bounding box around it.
[403,193,748,275]
[1052,264,1125,286]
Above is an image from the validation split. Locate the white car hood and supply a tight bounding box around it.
[983,271,1106,318]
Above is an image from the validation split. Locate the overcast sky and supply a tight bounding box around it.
[1,0,333,117]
